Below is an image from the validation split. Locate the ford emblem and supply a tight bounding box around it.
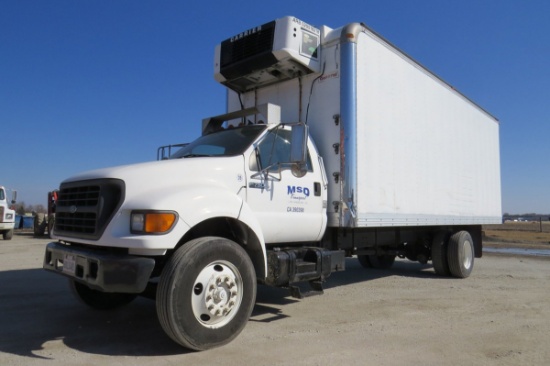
[70,205,78,214]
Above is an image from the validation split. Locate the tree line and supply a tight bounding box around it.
[13,202,46,215]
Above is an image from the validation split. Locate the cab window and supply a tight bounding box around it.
[254,128,312,171]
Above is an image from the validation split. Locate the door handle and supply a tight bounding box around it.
[249,182,266,189]
[314,182,321,196]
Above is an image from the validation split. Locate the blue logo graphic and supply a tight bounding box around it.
[287,185,310,199]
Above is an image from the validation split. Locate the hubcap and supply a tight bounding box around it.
[462,240,473,269]
[192,261,243,328]
[205,274,238,317]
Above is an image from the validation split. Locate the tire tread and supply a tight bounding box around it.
[156,237,256,350]
[447,231,474,278]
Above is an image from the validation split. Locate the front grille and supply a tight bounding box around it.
[54,179,125,240]
[56,212,97,235]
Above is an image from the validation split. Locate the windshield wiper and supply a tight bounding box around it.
[179,153,212,158]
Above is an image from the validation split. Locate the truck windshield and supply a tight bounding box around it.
[170,124,267,159]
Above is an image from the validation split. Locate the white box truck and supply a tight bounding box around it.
[0,186,16,240]
[43,16,501,350]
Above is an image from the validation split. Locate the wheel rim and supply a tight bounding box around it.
[462,240,473,269]
[191,260,243,328]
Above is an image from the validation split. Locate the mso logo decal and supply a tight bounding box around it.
[287,185,310,199]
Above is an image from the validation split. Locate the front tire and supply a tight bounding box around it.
[156,237,256,351]
[70,280,137,310]
[3,229,13,240]
[447,231,474,278]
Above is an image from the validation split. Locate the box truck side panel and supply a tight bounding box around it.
[355,30,501,226]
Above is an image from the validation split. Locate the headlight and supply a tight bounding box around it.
[6,213,13,220]
[130,211,177,234]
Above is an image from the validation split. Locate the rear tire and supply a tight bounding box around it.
[431,231,451,276]
[447,231,474,278]
[156,237,256,350]
[70,280,137,310]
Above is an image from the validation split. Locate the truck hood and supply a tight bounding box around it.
[62,157,246,205]
[52,156,250,250]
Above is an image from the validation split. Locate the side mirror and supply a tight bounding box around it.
[11,191,17,204]
[290,124,308,164]
[290,124,309,178]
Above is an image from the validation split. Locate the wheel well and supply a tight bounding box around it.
[176,217,265,280]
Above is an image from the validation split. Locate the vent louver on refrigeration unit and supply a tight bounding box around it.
[214,16,321,92]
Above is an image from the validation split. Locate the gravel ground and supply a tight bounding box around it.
[1,233,549,365]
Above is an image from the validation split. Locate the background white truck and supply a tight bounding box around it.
[43,16,501,350]
[0,186,16,240]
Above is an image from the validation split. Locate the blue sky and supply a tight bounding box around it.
[1,0,549,214]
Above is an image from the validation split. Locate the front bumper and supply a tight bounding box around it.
[0,222,14,230]
[43,242,155,293]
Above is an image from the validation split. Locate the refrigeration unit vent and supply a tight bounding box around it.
[214,16,321,92]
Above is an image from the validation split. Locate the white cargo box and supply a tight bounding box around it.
[227,18,501,228]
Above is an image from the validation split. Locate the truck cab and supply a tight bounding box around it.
[0,186,16,240]
[43,103,341,350]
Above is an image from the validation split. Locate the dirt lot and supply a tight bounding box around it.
[1,230,549,366]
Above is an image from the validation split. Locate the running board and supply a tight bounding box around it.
[289,280,324,299]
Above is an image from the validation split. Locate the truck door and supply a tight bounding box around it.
[245,126,326,243]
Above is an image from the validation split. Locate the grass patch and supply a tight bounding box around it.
[483,222,550,248]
